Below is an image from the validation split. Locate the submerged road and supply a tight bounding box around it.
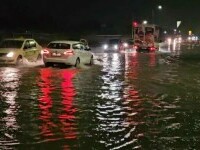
[1,44,200,149]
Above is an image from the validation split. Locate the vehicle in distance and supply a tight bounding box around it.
[0,38,42,65]
[121,39,137,51]
[43,40,93,67]
[103,38,123,51]
[134,39,157,52]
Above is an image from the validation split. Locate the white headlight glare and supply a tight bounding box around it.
[103,44,108,49]
[114,45,118,49]
[6,52,14,57]
[123,43,128,47]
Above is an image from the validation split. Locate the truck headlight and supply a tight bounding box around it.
[6,52,14,58]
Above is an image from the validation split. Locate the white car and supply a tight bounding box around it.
[43,40,93,67]
[0,38,42,65]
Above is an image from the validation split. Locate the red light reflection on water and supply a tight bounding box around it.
[38,68,78,145]
[38,68,55,138]
[149,52,156,67]
[125,52,139,81]
[59,69,78,139]
[124,53,144,120]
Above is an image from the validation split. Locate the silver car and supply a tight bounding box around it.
[43,40,93,67]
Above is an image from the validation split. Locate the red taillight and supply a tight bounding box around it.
[133,45,138,49]
[149,47,156,51]
[64,49,74,56]
[42,48,50,54]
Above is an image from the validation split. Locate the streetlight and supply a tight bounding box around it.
[143,20,148,25]
[158,5,162,10]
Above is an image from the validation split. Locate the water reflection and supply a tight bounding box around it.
[38,68,78,148]
[0,67,21,147]
[59,69,78,140]
[38,68,55,139]
[96,53,125,149]
[124,52,146,149]
[95,53,143,149]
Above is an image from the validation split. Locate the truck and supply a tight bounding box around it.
[133,23,162,52]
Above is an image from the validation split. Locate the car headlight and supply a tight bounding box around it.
[6,52,14,58]
[114,44,118,49]
[123,42,128,47]
[103,44,108,49]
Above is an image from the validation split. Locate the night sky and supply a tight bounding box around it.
[0,0,199,35]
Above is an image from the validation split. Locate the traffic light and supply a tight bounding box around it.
[132,21,138,27]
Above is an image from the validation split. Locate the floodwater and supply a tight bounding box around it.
[1,44,200,149]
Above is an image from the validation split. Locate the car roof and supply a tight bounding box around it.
[49,40,82,44]
[3,38,35,41]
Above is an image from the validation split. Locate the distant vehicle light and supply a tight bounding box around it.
[114,45,118,50]
[133,45,138,49]
[42,49,50,54]
[167,38,172,45]
[103,44,108,49]
[177,37,182,43]
[6,52,14,57]
[149,47,156,51]
[123,42,128,48]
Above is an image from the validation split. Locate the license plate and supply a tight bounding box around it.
[52,53,61,56]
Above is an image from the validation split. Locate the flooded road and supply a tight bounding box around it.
[1,44,200,149]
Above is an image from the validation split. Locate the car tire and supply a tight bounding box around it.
[89,56,93,65]
[16,56,23,66]
[75,58,80,68]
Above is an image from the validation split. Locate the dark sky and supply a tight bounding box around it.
[0,0,199,35]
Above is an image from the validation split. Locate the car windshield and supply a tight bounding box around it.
[0,40,24,48]
[109,39,120,44]
[47,43,70,49]
[127,40,134,45]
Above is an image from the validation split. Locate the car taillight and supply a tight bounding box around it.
[133,45,138,49]
[150,47,156,51]
[64,49,74,56]
[42,48,50,54]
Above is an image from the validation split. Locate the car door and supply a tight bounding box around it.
[81,44,91,63]
[23,40,39,62]
[29,40,40,61]
[23,40,32,61]
[72,43,84,60]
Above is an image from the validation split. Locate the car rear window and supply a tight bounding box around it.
[47,43,70,49]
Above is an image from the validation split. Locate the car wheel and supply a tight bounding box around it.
[75,58,80,68]
[89,56,93,65]
[16,56,23,66]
